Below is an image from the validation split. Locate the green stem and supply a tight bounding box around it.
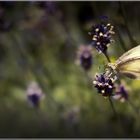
[104,51,111,63]
[104,51,118,117]
[109,96,117,116]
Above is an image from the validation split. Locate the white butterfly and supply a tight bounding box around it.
[107,45,140,79]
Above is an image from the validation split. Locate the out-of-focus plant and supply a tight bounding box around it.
[76,45,93,71]
[113,84,128,103]
[26,81,45,108]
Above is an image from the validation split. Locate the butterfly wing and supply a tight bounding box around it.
[116,45,140,65]
[116,58,140,79]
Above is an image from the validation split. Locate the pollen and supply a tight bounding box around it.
[95,28,99,32]
[99,32,103,36]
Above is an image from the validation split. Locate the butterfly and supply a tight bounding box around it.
[106,45,140,79]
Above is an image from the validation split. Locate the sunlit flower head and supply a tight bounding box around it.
[113,85,128,102]
[26,81,45,108]
[89,20,115,54]
[76,45,93,71]
[93,73,115,97]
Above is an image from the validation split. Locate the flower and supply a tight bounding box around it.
[113,85,128,102]
[62,106,80,125]
[0,7,13,32]
[93,73,115,97]
[0,18,12,32]
[89,21,115,53]
[37,1,56,15]
[26,81,44,108]
[76,45,93,71]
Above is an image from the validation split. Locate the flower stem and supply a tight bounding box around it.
[104,52,111,63]
[109,96,117,117]
[104,51,118,117]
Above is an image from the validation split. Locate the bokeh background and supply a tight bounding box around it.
[0,1,140,138]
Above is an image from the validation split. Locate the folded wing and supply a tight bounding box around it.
[117,58,140,79]
[116,45,140,66]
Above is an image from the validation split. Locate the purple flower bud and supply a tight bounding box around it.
[77,45,93,71]
[89,20,115,54]
[113,85,128,102]
[26,82,44,108]
[93,73,115,97]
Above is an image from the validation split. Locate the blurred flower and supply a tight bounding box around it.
[93,73,115,97]
[113,85,128,102]
[0,7,13,32]
[62,106,80,125]
[89,21,115,54]
[0,17,12,32]
[26,81,45,108]
[37,1,56,15]
[76,45,93,71]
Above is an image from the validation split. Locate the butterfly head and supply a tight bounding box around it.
[107,63,117,70]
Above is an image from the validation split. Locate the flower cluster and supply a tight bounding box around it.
[93,72,129,101]
[89,22,115,53]
[93,73,115,97]
[89,18,129,102]
[76,45,93,71]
